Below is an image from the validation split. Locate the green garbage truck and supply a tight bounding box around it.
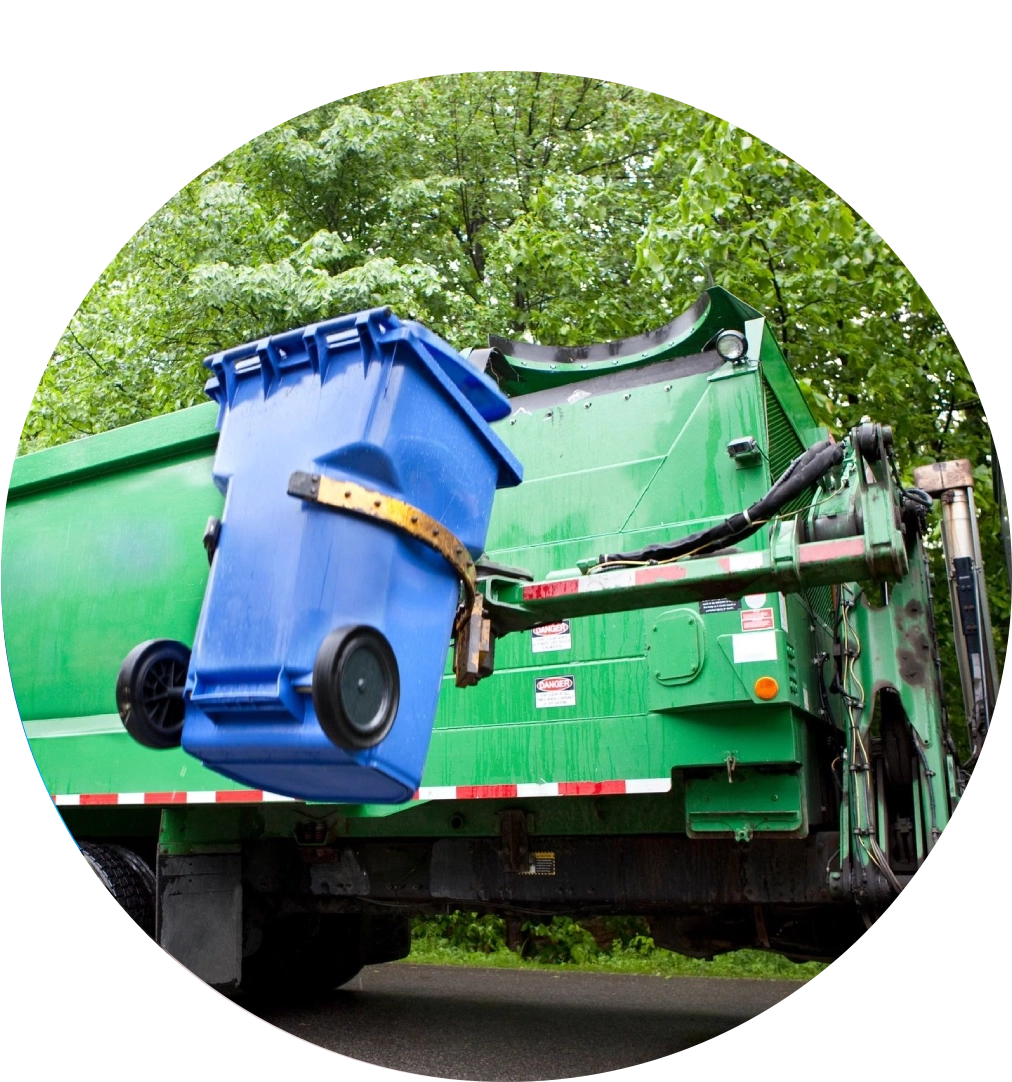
[2,286,996,994]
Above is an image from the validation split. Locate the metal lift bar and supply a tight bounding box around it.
[480,427,909,637]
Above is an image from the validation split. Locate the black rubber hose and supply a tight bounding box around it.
[598,439,844,566]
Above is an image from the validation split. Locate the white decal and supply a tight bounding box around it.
[578,569,636,592]
[743,593,767,608]
[732,630,779,664]
[728,552,763,572]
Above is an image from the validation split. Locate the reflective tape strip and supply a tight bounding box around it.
[516,782,560,797]
[50,778,672,806]
[625,777,674,794]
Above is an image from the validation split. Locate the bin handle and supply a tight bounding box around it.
[287,469,477,620]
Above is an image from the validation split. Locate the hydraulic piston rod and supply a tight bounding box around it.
[913,459,999,766]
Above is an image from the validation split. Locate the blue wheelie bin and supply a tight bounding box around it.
[175,307,522,802]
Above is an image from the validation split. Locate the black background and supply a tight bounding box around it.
[13,21,995,1077]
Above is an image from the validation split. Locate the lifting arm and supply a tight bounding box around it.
[459,424,920,683]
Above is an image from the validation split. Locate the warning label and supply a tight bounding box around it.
[520,851,557,876]
[699,597,741,614]
[740,607,775,632]
[535,675,576,708]
[532,621,572,653]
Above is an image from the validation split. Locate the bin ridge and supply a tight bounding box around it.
[204,309,522,491]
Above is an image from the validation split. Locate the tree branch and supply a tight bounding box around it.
[935,390,957,457]
[742,195,789,350]
[67,328,107,371]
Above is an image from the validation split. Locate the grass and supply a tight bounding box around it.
[404,915,828,982]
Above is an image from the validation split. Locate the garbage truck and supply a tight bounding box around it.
[2,286,998,994]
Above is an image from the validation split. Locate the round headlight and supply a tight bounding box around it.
[715,330,747,362]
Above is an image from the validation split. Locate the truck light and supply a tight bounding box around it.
[754,676,779,700]
[715,329,747,362]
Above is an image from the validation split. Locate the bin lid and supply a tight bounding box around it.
[203,308,522,489]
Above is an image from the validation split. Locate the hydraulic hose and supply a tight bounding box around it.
[598,439,845,567]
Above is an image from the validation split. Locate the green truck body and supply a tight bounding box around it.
[2,287,963,991]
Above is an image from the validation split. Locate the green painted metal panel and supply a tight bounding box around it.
[685,768,804,837]
[4,300,838,841]
[8,401,219,498]
[28,724,241,795]
[426,713,676,787]
[4,449,222,721]
[757,321,823,449]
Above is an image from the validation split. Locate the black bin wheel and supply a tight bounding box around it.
[313,626,399,751]
[116,638,191,749]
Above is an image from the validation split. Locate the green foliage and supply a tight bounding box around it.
[408,913,825,981]
[520,917,602,965]
[22,70,1006,725]
[412,910,509,955]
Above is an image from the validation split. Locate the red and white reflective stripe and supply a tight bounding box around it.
[799,537,865,563]
[51,777,671,806]
[52,789,295,806]
[522,566,690,601]
[416,777,671,800]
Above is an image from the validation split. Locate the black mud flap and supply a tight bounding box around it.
[158,853,242,992]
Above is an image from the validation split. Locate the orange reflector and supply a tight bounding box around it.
[754,676,779,700]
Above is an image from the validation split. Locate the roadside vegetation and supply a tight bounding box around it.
[406,912,826,981]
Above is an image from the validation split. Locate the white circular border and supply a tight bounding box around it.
[17,14,1004,1073]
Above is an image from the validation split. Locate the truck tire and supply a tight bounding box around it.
[362,914,412,964]
[241,914,363,1000]
[80,841,156,937]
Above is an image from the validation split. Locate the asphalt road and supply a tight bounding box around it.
[247,963,805,1079]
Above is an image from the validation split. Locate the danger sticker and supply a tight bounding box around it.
[740,607,775,632]
[535,675,576,708]
[532,621,572,653]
